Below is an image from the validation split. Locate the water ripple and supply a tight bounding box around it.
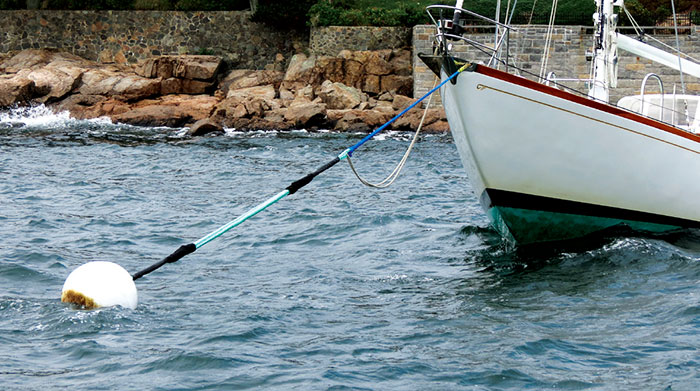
[1,112,699,390]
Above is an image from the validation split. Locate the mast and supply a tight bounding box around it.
[588,0,620,103]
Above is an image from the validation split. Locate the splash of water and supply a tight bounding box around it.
[0,104,112,129]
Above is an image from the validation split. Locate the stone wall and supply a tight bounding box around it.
[310,26,411,56]
[0,10,306,69]
[413,24,700,106]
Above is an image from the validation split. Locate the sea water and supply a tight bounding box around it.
[1,106,699,390]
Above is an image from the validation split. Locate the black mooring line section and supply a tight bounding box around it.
[286,157,341,195]
[132,243,197,280]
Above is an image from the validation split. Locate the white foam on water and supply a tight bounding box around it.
[0,104,113,129]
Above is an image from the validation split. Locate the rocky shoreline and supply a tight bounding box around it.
[0,49,448,135]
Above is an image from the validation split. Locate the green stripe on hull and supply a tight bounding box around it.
[488,206,681,245]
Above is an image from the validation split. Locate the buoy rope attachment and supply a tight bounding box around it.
[131,63,469,281]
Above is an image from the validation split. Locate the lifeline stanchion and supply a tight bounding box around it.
[130,62,470,281]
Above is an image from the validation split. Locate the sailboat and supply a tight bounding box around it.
[422,0,700,245]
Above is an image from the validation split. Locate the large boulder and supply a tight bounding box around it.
[1,49,92,73]
[23,66,83,102]
[110,95,219,127]
[211,97,249,124]
[226,85,276,100]
[78,69,162,101]
[173,56,222,81]
[333,109,392,132]
[391,94,416,111]
[317,80,365,110]
[380,75,412,96]
[0,76,44,106]
[51,95,130,119]
[315,56,346,84]
[187,118,224,136]
[284,101,327,128]
[280,53,321,93]
[111,105,193,128]
[364,54,393,76]
[160,78,216,95]
[389,49,412,76]
[220,69,284,93]
[0,49,94,105]
[136,55,222,81]
[393,107,447,131]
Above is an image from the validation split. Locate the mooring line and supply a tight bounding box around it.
[347,76,439,188]
[131,62,469,281]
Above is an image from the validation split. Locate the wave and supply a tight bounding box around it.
[0,104,112,129]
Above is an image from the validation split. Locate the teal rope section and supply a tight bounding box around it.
[194,189,290,249]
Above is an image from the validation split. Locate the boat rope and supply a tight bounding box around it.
[347,77,439,188]
[131,63,470,281]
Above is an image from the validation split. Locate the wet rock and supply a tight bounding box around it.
[51,95,129,119]
[111,105,193,128]
[23,66,83,102]
[334,109,392,132]
[110,95,219,127]
[187,118,224,136]
[393,107,447,131]
[0,76,42,106]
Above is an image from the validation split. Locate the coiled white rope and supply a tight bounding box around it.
[347,77,439,188]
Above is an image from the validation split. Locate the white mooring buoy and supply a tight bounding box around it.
[61,261,138,309]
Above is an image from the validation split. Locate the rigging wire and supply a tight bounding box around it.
[670,0,686,95]
[539,0,558,82]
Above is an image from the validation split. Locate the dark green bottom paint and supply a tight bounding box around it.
[488,206,681,245]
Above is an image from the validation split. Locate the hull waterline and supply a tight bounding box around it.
[441,62,700,245]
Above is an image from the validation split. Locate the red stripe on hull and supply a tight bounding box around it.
[473,64,700,145]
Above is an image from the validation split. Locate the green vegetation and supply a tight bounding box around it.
[250,0,316,30]
[0,0,695,28]
[307,0,434,27]
[7,0,249,10]
[623,0,697,26]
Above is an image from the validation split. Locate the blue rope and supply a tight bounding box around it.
[338,65,466,160]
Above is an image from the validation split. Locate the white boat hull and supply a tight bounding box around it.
[441,63,700,244]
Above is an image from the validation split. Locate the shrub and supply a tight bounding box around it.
[174,0,248,11]
[252,0,315,30]
[308,0,430,27]
[43,0,134,9]
[307,0,343,27]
